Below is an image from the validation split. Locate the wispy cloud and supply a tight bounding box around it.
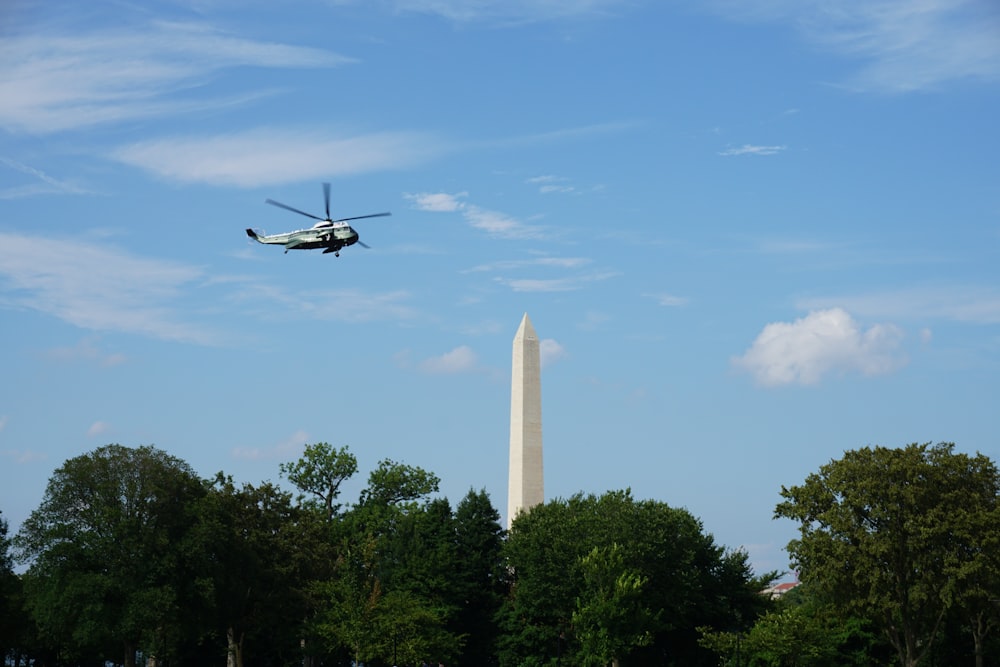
[0,232,220,344]
[46,338,127,367]
[2,449,49,464]
[645,292,688,307]
[718,144,787,156]
[797,286,1000,325]
[407,192,547,239]
[709,0,1000,92]
[495,271,619,292]
[527,174,576,195]
[732,307,907,386]
[464,257,592,273]
[390,0,630,24]
[0,20,354,135]
[0,157,91,198]
[418,345,479,374]
[232,430,309,461]
[114,128,444,187]
[236,284,418,323]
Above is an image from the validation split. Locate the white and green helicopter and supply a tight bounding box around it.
[246,183,390,257]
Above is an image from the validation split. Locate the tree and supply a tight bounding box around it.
[199,474,319,667]
[312,457,456,666]
[499,490,769,667]
[358,458,441,509]
[14,444,208,667]
[1,509,29,666]
[774,442,1000,667]
[451,489,506,667]
[279,442,358,519]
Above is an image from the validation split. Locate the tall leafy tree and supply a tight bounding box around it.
[452,489,506,667]
[14,444,208,667]
[312,457,454,665]
[199,474,319,667]
[499,490,768,667]
[774,442,1000,667]
[357,458,441,510]
[279,442,358,520]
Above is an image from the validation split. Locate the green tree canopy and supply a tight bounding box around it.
[279,442,358,519]
[774,442,1000,667]
[14,444,208,667]
[499,490,772,667]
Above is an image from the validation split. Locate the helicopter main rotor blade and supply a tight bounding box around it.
[357,240,371,249]
[265,198,324,221]
[323,182,331,220]
[333,212,392,223]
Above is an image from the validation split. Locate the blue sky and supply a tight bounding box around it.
[2,0,998,578]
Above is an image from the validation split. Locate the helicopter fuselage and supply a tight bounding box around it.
[246,221,359,254]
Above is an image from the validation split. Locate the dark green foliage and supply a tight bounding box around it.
[498,490,771,667]
[14,444,208,667]
[700,582,894,666]
[14,440,992,667]
[198,474,321,667]
[452,488,507,667]
[279,442,358,519]
[1,510,32,665]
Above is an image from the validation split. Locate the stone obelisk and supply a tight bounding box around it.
[507,312,543,529]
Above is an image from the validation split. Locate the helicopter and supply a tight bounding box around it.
[246,183,390,257]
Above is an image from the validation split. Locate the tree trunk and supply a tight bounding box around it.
[227,626,245,667]
[972,610,986,667]
[124,641,137,667]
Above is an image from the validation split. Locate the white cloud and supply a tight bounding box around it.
[113,128,443,187]
[718,144,787,156]
[407,191,468,212]
[733,308,907,386]
[0,21,354,134]
[463,205,546,239]
[419,345,479,374]
[540,339,568,367]
[0,232,221,344]
[87,421,111,438]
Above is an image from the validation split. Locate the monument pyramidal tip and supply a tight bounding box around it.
[507,312,544,529]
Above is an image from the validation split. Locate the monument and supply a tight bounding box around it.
[507,312,544,529]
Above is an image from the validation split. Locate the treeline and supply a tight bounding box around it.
[1,441,999,667]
